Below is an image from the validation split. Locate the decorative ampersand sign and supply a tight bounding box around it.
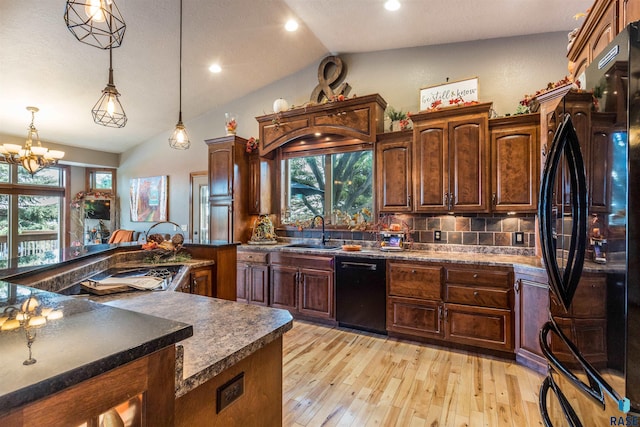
[310,55,351,103]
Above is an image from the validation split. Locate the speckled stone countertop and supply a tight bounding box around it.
[96,291,293,397]
[239,242,624,274]
[0,283,193,415]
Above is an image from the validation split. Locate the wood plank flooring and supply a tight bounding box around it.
[282,320,545,427]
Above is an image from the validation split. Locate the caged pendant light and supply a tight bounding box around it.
[64,0,126,50]
[92,40,127,128]
[169,0,191,150]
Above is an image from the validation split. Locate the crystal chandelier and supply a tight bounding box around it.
[169,0,191,150]
[0,107,65,175]
[64,0,126,50]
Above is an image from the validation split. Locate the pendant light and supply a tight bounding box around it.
[64,0,126,50]
[92,36,127,127]
[0,107,65,176]
[169,0,191,150]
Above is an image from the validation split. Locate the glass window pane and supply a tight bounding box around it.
[286,155,325,222]
[17,194,60,264]
[330,151,373,219]
[18,166,62,186]
[94,171,113,190]
[0,194,7,268]
[0,163,9,183]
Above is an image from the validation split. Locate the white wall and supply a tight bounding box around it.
[118,32,573,236]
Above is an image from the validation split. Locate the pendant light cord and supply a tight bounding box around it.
[179,0,183,122]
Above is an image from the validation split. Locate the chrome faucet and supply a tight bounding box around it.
[311,215,327,245]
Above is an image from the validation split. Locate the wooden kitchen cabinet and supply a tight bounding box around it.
[179,266,214,297]
[514,268,549,373]
[269,252,335,321]
[549,273,608,368]
[443,264,514,352]
[375,131,413,212]
[237,251,269,306]
[248,152,274,215]
[489,113,540,213]
[411,103,492,213]
[387,258,515,354]
[205,135,250,244]
[387,260,444,338]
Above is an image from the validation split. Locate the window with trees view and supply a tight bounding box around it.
[282,150,373,225]
[0,164,67,268]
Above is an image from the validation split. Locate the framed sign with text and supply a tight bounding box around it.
[419,77,479,111]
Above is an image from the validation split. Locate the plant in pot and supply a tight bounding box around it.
[386,107,409,131]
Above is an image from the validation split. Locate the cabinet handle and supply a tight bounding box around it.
[449,193,455,210]
[444,193,449,207]
[411,269,416,274]
[473,274,478,279]
[407,194,412,206]
[515,279,521,293]
[492,193,497,206]
[444,308,448,320]
[473,291,479,297]
[438,306,443,320]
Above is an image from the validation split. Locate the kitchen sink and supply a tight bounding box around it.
[285,243,341,250]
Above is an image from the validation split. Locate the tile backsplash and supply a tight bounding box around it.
[278,213,537,255]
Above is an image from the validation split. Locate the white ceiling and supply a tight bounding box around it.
[0,0,592,154]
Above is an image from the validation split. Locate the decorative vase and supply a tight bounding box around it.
[391,120,401,132]
[273,98,289,114]
[225,113,237,135]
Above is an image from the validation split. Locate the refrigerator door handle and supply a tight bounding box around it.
[538,113,588,311]
[538,318,631,416]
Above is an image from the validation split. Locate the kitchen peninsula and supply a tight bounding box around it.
[0,243,293,426]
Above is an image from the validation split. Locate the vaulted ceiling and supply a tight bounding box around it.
[0,0,592,153]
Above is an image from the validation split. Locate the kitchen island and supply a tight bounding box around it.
[0,243,294,426]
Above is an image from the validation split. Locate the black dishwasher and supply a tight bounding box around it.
[335,256,387,335]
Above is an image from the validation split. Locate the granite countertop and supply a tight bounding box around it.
[97,291,293,397]
[238,242,625,274]
[0,283,193,415]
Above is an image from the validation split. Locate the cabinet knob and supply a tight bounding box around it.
[474,291,479,297]
[473,274,478,278]
[411,269,416,274]
[515,279,521,293]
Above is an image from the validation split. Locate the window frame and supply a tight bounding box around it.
[86,167,116,194]
[0,163,70,266]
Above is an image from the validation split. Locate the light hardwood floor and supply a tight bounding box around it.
[282,320,545,427]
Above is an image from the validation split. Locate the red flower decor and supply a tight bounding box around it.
[246,137,259,153]
[520,76,573,107]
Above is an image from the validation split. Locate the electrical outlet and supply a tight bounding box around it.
[434,230,442,241]
[514,232,524,245]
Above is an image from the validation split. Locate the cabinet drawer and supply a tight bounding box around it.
[388,262,443,300]
[238,251,269,264]
[445,284,511,309]
[387,296,443,338]
[445,303,513,351]
[446,267,511,288]
[270,252,333,270]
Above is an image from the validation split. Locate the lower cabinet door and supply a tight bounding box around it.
[191,267,213,297]
[236,264,249,302]
[299,268,334,319]
[444,303,513,351]
[270,265,298,312]
[248,264,269,306]
[387,296,443,338]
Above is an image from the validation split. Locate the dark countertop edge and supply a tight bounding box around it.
[0,242,237,282]
[175,320,293,397]
[0,324,193,415]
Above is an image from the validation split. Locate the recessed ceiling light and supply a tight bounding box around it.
[285,19,299,32]
[209,64,222,73]
[384,0,401,11]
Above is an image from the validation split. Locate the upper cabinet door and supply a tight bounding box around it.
[449,116,489,212]
[208,143,234,199]
[376,133,413,212]
[490,115,540,213]
[414,121,449,212]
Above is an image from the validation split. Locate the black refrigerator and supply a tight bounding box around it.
[538,22,640,425]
